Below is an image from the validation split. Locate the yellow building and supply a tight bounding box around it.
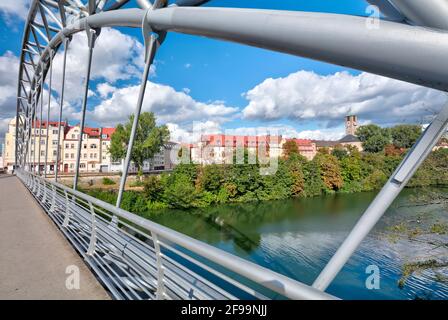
[3,118,116,174]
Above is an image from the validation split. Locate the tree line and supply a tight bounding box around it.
[93,119,448,212]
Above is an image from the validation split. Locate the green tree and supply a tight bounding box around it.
[285,154,306,197]
[282,140,299,158]
[143,175,164,202]
[331,145,348,160]
[363,134,390,153]
[162,173,199,209]
[303,159,324,197]
[314,153,343,191]
[391,124,422,149]
[197,164,225,193]
[109,112,170,175]
[356,124,384,142]
[357,124,391,153]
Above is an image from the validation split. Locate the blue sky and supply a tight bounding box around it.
[0,0,445,144]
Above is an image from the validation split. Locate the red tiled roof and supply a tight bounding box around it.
[32,121,67,128]
[83,127,101,137]
[286,138,314,146]
[101,127,116,140]
[200,134,282,147]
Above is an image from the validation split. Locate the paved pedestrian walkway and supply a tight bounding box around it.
[0,175,109,299]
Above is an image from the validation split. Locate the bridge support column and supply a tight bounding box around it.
[44,49,54,179]
[313,103,448,291]
[115,3,167,210]
[73,26,99,190]
[55,37,70,182]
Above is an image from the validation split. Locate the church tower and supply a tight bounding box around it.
[345,115,358,136]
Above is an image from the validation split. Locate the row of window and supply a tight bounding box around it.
[64,153,98,159]
[31,140,58,145]
[34,129,59,134]
[30,150,57,156]
[65,143,98,149]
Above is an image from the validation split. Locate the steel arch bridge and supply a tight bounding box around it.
[12,0,448,300]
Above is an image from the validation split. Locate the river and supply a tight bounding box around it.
[148,188,448,300]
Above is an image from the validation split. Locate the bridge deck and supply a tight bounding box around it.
[0,175,109,300]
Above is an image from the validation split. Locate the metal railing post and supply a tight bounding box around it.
[87,201,97,256]
[42,179,48,203]
[312,103,448,291]
[55,37,70,182]
[73,27,98,190]
[62,189,71,227]
[50,184,56,212]
[151,231,166,299]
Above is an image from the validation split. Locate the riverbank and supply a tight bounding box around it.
[84,148,448,214]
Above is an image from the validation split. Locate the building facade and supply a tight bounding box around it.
[3,118,116,174]
[191,134,284,165]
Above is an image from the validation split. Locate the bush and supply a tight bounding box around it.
[102,177,116,185]
[143,175,164,202]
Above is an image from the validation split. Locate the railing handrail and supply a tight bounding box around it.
[19,170,336,300]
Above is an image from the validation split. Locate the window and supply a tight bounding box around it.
[71,153,74,159]
[90,144,97,149]
[70,164,74,168]
[40,151,45,156]
[102,141,106,145]
[92,164,95,168]
[40,139,45,145]
[52,129,58,134]
[94,153,97,158]
[53,150,57,156]
[90,153,93,159]
[83,144,87,149]
[65,144,69,148]
[84,154,87,158]
[71,144,74,149]
[65,153,69,158]
[102,156,106,160]
[80,163,86,168]
[71,134,75,139]
[101,134,107,139]
[52,140,58,145]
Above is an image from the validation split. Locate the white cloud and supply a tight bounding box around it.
[52,27,147,103]
[167,121,222,143]
[96,83,116,99]
[242,70,447,127]
[224,125,345,141]
[0,0,30,20]
[88,81,239,127]
[0,51,19,138]
[184,63,192,69]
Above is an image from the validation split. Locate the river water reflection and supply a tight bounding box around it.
[150,188,448,299]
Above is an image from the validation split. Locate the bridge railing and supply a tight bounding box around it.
[16,169,335,300]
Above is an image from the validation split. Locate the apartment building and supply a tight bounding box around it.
[191,134,284,165]
[3,118,68,173]
[63,126,103,173]
[3,118,117,174]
